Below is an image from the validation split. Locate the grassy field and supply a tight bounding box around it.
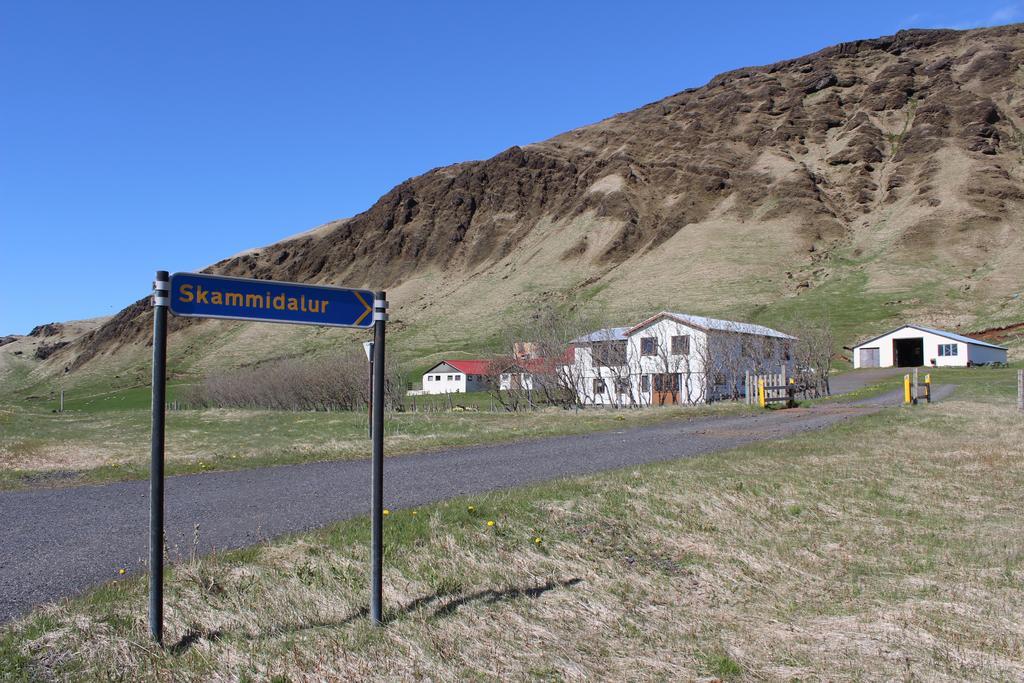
[2,366,1018,490]
[2,389,1022,680]
[0,391,742,490]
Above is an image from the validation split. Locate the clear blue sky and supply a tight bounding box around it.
[1,1,1019,333]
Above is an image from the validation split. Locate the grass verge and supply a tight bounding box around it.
[0,401,744,490]
[2,397,1022,680]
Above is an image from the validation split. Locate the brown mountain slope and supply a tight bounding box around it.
[39,24,1024,381]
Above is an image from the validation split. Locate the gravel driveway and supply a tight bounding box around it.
[0,378,951,624]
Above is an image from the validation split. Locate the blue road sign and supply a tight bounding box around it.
[168,272,375,328]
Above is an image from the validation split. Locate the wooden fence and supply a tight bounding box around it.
[903,369,932,405]
[1018,369,1023,413]
[744,367,790,406]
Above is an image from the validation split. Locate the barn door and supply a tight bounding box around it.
[860,347,880,368]
[893,338,924,367]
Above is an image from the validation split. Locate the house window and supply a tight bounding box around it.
[640,337,657,356]
[592,340,627,367]
[426,376,433,382]
[593,378,606,394]
[938,344,958,357]
[615,378,630,394]
[447,375,453,380]
[640,375,650,392]
[454,374,462,381]
[435,375,442,381]
[671,335,690,355]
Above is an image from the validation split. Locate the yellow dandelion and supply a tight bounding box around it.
[383,509,390,516]
[411,510,418,516]
[467,506,475,512]
[534,537,542,544]
[118,568,126,575]
[486,520,495,527]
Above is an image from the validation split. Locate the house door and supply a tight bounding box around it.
[652,374,679,405]
[859,347,880,368]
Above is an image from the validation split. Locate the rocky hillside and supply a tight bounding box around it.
[27,24,1024,381]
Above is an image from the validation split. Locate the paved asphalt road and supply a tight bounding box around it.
[0,381,952,624]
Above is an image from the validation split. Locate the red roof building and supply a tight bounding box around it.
[418,359,493,395]
[444,359,492,376]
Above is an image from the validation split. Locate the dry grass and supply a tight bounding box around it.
[0,402,738,488]
[3,398,1023,680]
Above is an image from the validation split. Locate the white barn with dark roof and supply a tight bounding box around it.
[850,324,1007,369]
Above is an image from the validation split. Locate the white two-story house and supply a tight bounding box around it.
[563,313,795,406]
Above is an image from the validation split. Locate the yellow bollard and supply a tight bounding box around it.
[924,373,931,404]
[758,378,766,408]
[903,374,912,405]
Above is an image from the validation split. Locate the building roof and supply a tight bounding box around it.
[851,324,1008,351]
[423,359,492,376]
[628,312,796,340]
[569,327,630,344]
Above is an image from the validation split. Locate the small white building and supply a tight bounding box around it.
[851,324,1008,368]
[419,360,490,395]
[499,364,536,392]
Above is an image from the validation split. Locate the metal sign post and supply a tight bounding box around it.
[370,292,388,625]
[149,271,169,645]
[148,272,387,643]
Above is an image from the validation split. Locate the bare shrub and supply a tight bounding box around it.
[195,350,405,411]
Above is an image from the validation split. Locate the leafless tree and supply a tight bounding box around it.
[787,319,835,397]
[484,305,621,409]
[640,330,707,405]
[699,323,792,401]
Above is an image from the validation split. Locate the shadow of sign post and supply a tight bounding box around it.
[149,271,388,645]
